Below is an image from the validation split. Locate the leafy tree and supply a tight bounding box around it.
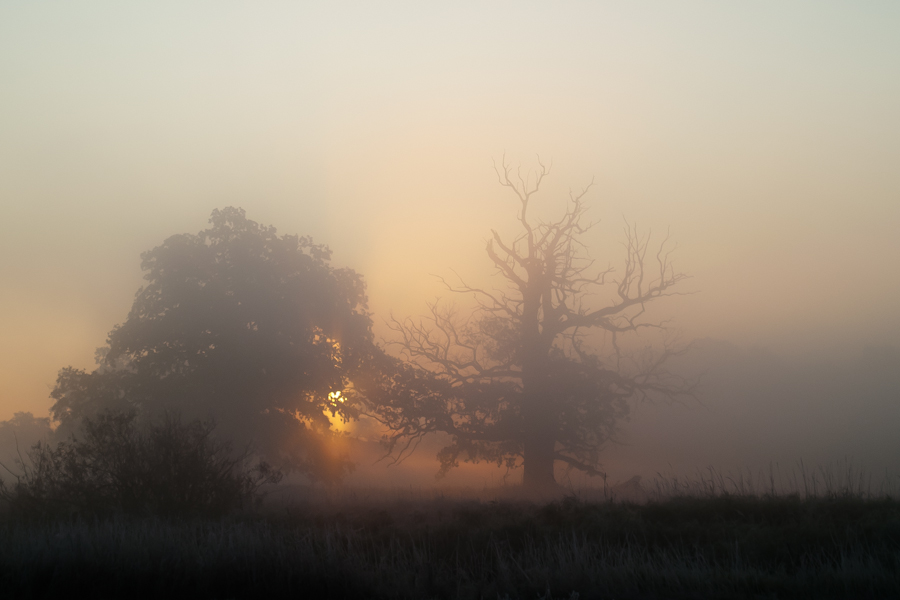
[362,161,692,490]
[0,410,282,518]
[50,208,372,481]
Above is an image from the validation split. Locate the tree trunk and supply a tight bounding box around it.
[522,434,556,490]
[520,286,558,491]
[519,351,558,491]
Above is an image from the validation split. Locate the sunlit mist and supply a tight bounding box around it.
[1,2,898,489]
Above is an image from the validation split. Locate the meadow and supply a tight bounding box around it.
[1,466,898,599]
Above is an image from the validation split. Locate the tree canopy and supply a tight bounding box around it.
[362,161,692,489]
[50,207,372,481]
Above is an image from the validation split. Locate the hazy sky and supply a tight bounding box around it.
[2,1,899,428]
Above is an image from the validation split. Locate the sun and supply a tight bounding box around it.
[325,390,350,431]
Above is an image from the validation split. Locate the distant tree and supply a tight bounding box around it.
[50,208,373,481]
[362,161,692,490]
[0,412,52,468]
[0,410,282,518]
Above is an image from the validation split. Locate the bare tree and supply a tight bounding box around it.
[363,159,692,490]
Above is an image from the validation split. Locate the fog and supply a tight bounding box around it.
[1,3,898,487]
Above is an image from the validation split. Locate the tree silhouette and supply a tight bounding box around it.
[363,161,692,490]
[50,208,372,481]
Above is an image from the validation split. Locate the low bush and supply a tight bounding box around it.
[0,410,282,518]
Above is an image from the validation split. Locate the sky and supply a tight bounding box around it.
[1,2,898,482]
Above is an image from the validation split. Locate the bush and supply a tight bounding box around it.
[0,411,282,518]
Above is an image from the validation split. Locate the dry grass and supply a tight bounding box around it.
[1,465,898,599]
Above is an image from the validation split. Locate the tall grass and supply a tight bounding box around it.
[2,468,899,599]
[642,460,900,502]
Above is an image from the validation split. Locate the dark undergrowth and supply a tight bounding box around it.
[1,491,899,599]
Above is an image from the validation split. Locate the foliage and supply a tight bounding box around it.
[362,161,692,488]
[49,207,373,481]
[0,410,281,518]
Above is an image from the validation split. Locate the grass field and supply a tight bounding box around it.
[1,468,899,599]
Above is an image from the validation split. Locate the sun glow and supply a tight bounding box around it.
[325,390,350,432]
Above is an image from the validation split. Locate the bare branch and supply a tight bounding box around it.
[368,161,692,487]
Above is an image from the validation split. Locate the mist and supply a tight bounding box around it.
[1,2,899,489]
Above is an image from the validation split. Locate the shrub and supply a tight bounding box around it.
[0,410,282,518]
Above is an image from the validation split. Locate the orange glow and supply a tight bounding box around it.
[325,391,350,432]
